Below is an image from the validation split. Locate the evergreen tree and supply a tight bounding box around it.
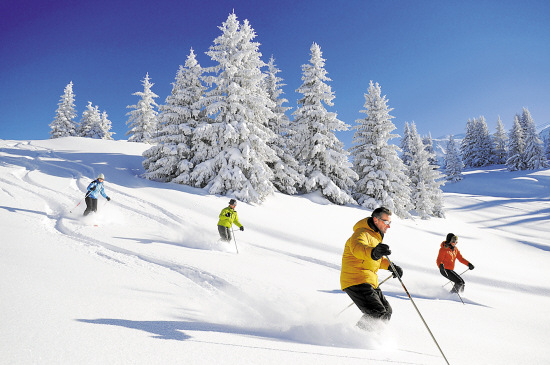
[461,116,493,168]
[50,82,77,138]
[78,102,104,139]
[461,118,477,168]
[351,81,411,217]
[406,123,445,218]
[475,116,494,166]
[263,55,304,194]
[545,135,550,161]
[292,42,357,205]
[98,111,114,140]
[399,122,413,167]
[521,107,548,169]
[444,135,464,182]
[506,115,526,171]
[126,73,159,143]
[492,116,508,165]
[422,132,438,168]
[143,50,205,183]
[191,13,278,203]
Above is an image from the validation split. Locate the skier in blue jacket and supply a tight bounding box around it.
[83,173,111,216]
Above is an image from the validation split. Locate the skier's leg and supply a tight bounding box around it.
[377,289,393,320]
[91,198,98,213]
[344,283,391,329]
[83,196,93,216]
[439,265,450,279]
[446,270,465,293]
[218,225,231,241]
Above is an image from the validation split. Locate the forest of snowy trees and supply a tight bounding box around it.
[49,12,550,219]
[50,81,114,140]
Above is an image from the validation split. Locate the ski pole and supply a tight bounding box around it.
[385,256,451,365]
[442,268,469,287]
[455,291,465,305]
[70,190,91,213]
[337,274,393,317]
[231,226,239,254]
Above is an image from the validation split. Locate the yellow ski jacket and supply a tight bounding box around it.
[340,217,390,290]
[217,206,242,229]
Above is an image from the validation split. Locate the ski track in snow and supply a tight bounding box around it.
[0,141,301,327]
[4,139,550,364]
[1,143,227,290]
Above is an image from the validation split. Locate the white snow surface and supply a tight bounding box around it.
[2,137,549,365]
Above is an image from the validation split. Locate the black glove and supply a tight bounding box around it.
[468,263,475,270]
[225,212,231,217]
[240,226,244,231]
[90,185,96,191]
[388,264,403,278]
[371,243,391,260]
[107,197,111,201]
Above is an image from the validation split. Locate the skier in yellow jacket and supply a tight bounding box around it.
[340,207,403,329]
[217,199,244,242]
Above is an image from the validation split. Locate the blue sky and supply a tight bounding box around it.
[1,0,549,148]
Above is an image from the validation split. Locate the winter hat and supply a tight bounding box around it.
[229,199,237,206]
[97,173,105,180]
[446,233,457,243]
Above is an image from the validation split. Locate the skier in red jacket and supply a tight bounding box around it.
[436,233,474,293]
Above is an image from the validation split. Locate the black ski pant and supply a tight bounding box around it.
[218,225,231,242]
[344,283,392,322]
[440,266,465,292]
[83,197,98,216]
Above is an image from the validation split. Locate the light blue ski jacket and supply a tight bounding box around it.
[86,180,109,200]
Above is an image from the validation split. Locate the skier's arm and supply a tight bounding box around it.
[99,184,108,199]
[379,257,390,270]
[348,232,375,260]
[456,249,469,266]
[233,212,242,228]
[436,248,446,268]
[87,181,97,192]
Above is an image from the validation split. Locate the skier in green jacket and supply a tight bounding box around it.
[217,199,244,242]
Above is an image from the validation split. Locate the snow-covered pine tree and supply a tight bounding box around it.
[78,102,102,138]
[461,118,477,168]
[50,82,77,138]
[263,55,304,195]
[98,111,114,140]
[406,122,445,219]
[506,114,526,171]
[191,13,278,203]
[126,73,159,143]
[545,135,550,161]
[461,116,493,168]
[444,135,464,182]
[399,122,413,167]
[292,42,357,205]
[475,116,494,166]
[492,116,508,165]
[422,132,438,168]
[143,49,205,184]
[351,81,411,217]
[521,107,548,169]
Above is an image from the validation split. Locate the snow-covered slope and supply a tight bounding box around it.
[2,137,549,364]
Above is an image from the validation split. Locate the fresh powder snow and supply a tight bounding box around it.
[1,137,549,364]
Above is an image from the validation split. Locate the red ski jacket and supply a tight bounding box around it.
[436,242,470,270]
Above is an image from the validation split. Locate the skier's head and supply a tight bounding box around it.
[446,233,458,246]
[97,173,105,181]
[372,207,392,234]
[229,199,237,208]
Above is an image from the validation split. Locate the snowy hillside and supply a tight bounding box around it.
[2,137,550,365]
